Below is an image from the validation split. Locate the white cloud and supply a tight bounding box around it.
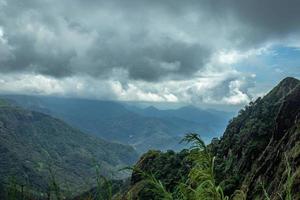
[221,80,251,104]
[0,69,255,105]
[0,26,4,40]
[2,0,298,106]
[217,47,271,65]
[0,0,6,8]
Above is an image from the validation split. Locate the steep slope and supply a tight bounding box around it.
[239,82,300,199]
[0,101,138,196]
[213,77,300,199]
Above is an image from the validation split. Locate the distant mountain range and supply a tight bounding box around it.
[1,95,234,153]
[0,100,138,196]
[127,104,232,136]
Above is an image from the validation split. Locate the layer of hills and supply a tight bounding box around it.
[1,95,233,153]
[0,100,138,197]
[116,77,300,199]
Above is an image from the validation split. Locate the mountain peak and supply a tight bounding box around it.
[179,105,198,111]
[265,77,299,103]
[144,105,159,112]
[277,77,299,89]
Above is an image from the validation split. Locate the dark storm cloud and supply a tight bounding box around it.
[234,0,300,31]
[1,33,75,77]
[87,37,211,81]
[0,0,300,81]
[215,0,300,47]
[0,0,213,81]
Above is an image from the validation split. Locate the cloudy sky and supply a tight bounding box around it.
[0,0,299,108]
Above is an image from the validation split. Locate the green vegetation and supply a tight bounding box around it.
[119,134,296,200]
[0,102,138,198]
[0,99,11,107]
[260,154,296,200]
[120,134,244,200]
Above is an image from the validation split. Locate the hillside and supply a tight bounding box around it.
[0,102,138,197]
[2,96,232,153]
[213,77,300,199]
[118,77,300,199]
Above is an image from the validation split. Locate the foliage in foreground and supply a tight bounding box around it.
[122,133,295,200]
[122,133,243,200]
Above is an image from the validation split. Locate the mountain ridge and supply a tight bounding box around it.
[0,101,138,196]
[2,95,233,153]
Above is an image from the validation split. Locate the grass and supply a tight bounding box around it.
[95,164,113,200]
[260,153,295,200]
[123,133,244,200]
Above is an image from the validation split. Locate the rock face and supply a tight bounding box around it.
[214,77,300,199]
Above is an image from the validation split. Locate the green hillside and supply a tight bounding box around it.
[0,102,138,198]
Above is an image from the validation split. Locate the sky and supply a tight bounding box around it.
[0,0,299,109]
